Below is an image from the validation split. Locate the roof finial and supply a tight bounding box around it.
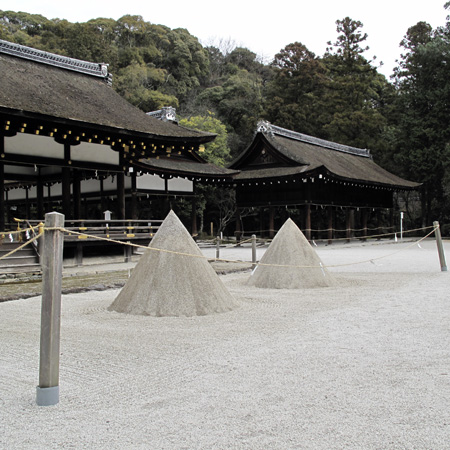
[256,120,274,136]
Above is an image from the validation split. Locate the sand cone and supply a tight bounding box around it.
[108,210,238,317]
[248,218,335,289]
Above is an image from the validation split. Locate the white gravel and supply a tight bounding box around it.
[1,239,449,449]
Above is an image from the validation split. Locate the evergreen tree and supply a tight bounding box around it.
[392,14,450,225]
[321,17,389,151]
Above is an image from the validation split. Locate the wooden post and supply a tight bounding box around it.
[252,234,257,269]
[433,221,447,272]
[36,212,65,406]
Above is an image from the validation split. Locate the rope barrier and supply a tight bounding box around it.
[0,231,44,261]
[39,225,440,271]
[310,225,436,244]
[325,226,438,268]
[0,224,441,271]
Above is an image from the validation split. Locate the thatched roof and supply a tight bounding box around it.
[230,121,419,190]
[0,40,214,144]
[133,156,239,180]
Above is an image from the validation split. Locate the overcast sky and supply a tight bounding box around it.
[1,0,448,78]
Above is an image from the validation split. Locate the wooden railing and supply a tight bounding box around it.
[5,218,163,267]
[24,219,163,242]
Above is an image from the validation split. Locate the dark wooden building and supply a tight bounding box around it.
[229,121,420,240]
[0,40,236,230]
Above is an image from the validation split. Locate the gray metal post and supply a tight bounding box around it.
[36,212,65,406]
[216,236,220,260]
[433,221,447,272]
[251,234,257,269]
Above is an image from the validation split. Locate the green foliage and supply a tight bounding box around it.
[179,113,230,166]
[4,6,450,227]
[264,42,328,136]
[391,19,450,224]
[321,18,389,150]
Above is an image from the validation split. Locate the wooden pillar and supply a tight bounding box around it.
[100,178,106,214]
[25,187,30,219]
[362,208,368,241]
[346,208,355,242]
[47,184,52,212]
[73,170,81,220]
[37,173,44,219]
[117,172,125,220]
[269,206,275,239]
[235,207,242,243]
[327,205,333,245]
[259,207,264,237]
[191,195,198,238]
[305,204,311,241]
[389,208,394,236]
[376,209,382,239]
[61,167,72,220]
[0,161,4,231]
[130,171,137,220]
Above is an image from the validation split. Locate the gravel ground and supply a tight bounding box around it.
[1,239,449,449]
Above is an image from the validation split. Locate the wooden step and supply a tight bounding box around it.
[0,263,42,274]
[0,241,40,271]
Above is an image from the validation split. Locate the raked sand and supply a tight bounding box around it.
[1,239,449,449]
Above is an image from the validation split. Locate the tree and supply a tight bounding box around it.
[179,112,231,166]
[177,113,234,234]
[318,17,390,153]
[392,16,450,225]
[264,42,328,136]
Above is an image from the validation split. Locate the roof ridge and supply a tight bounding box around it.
[0,39,112,85]
[256,120,371,158]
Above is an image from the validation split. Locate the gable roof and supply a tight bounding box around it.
[0,39,214,144]
[230,121,420,190]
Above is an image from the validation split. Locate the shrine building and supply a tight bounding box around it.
[228,121,420,240]
[0,39,236,231]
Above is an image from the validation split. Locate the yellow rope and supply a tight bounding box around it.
[325,226,438,268]
[38,225,440,271]
[0,225,40,237]
[0,232,43,261]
